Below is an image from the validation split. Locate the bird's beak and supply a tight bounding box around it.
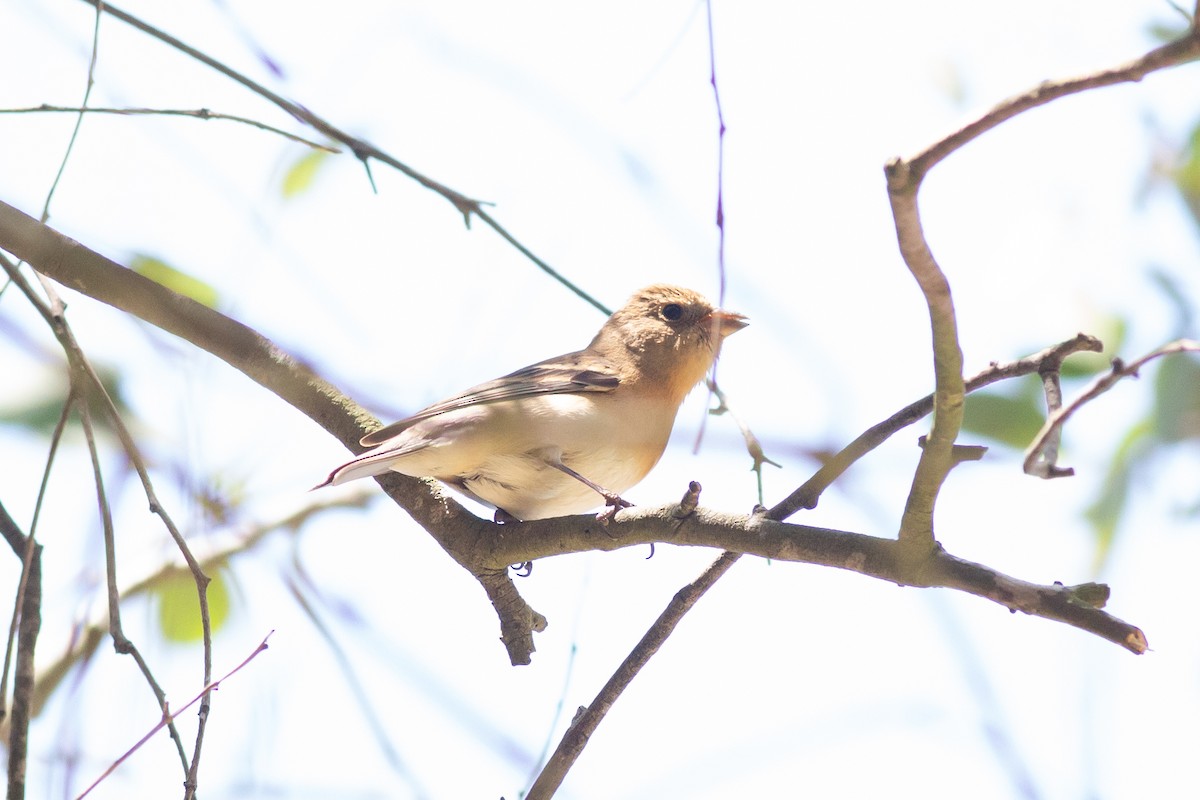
[706,309,749,339]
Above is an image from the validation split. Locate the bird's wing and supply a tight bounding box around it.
[359,350,621,446]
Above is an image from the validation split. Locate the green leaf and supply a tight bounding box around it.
[281,148,330,198]
[1153,352,1200,443]
[0,365,130,437]
[962,387,1047,449]
[130,254,219,309]
[1084,418,1154,574]
[156,568,231,643]
[1148,269,1194,338]
[1172,121,1200,230]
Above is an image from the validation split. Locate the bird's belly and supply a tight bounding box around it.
[421,393,677,520]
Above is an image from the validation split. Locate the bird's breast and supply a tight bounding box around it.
[448,391,679,519]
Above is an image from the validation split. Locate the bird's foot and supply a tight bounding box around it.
[595,494,633,525]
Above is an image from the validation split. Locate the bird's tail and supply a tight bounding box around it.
[311,449,404,490]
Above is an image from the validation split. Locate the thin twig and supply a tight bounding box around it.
[1029,356,1071,477]
[769,334,1103,520]
[75,0,609,313]
[706,379,780,506]
[881,23,1200,549]
[0,389,73,723]
[282,569,412,778]
[0,256,198,774]
[705,0,728,304]
[529,16,742,792]
[1024,339,1200,476]
[525,551,741,799]
[0,501,43,800]
[75,632,273,800]
[693,0,730,453]
[5,492,369,727]
[902,28,1200,183]
[0,105,339,151]
[40,0,102,222]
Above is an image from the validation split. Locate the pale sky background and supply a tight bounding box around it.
[2,1,1199,798]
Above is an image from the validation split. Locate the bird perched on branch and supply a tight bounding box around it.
[315,284,747,521]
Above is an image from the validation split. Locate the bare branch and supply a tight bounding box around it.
[0,386,72,728]
[525,551,740,799]
[900,27,1200,184]
[880,24,1200,549]
[884,156,965,550]
[1025,339,1200,477]
[76,633,273,800]
[3,493,368,730]
[40,0,101,222]
[1030,357,1072,477]
[74,0,610,313]
[0,205,1148,662]
[1,257,196,776]
[0,502,42,800]
[0,105,340,151]
[482,505,1147,655]
[769,334,1103,520]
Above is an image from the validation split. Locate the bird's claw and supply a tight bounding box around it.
[595,495,633,525]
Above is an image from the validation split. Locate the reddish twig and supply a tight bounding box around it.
[76,633,273,800]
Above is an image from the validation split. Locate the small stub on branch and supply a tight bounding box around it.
[1060,581,1110,609]
[674,481,702,518]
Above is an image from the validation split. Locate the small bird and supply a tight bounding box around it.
[315,284,747,521]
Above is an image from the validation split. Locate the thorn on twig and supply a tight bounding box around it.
[362,159,378,194]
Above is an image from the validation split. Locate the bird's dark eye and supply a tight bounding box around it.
[661,303,684,321]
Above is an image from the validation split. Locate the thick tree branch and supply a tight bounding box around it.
[885,142,964,555]
[481,504,1146,654]
[0,200,371,446]
[0,200,542,662]
[881,22,1200,550]
[0,203,1149,663]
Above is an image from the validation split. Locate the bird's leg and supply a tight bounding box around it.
[547,460,633,523]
